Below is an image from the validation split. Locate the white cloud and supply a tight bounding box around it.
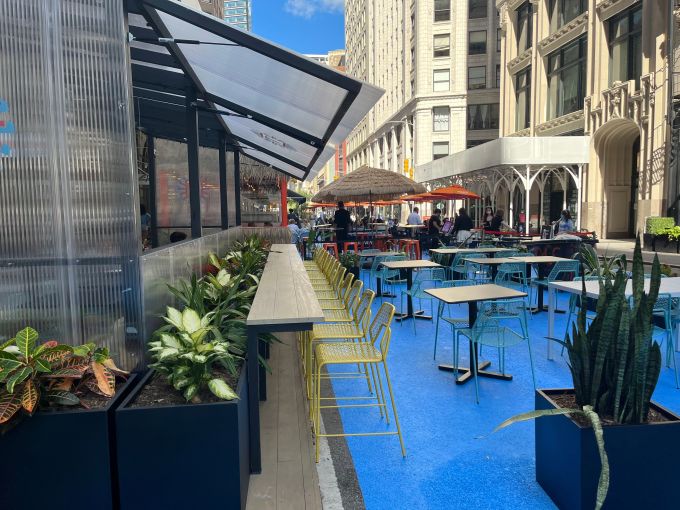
[284,0,344,19]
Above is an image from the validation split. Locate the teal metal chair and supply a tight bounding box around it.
[532,260,580,309]
[400,267,446,334]
[367,255,389,292]
[448,252,467,280]
[456,300,536,403]
[378,254,408,302]
[463,254,491,284]
[433,280,475,360]
[494,262,529,293]
[650,293,680,389]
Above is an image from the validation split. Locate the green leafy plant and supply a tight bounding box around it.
[338,251,360,271]
[496,237,663,510]
[577,244,625,279]
[149,307,241,402]
[663,225,680,242]
[0,327,128,426]
[646,216,675,236]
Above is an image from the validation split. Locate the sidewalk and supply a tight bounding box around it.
[597,239,680,268]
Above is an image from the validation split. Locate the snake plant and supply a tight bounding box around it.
[496,237,663,510]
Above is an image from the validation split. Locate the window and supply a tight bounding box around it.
[434,0,450,22]
[469,31,487,55]
[469,0,487,19]
[433,69,450,91]
[468,66,486,89]
[515,67,531,130]
[434,34,450,58]
[467,103,499,130]
[433,107,450,131]
[549,0,587,33]
[495,64,501,88]
[608,4,642,87]
[497,28,502,52]
[467,139,492,148]
[547,37,587,119]
[516,2,533,52]
[433,142,450,160]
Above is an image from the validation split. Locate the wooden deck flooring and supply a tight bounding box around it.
[246,334,322,510]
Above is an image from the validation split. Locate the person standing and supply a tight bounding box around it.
[490,209,509,231]
[428,208,443,235]
[483,206,494,229]
[453,207,473,244]
[556,210,575,233]
[406,207,422,225]
[333,201,352,252]
[518,209,526,234]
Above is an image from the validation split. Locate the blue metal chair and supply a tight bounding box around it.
[401,267,446,334]
[456,300,535,403]
[650,293,680,389]
[433,280,474,360]
[532,260,580,309]
[378,254,408,302]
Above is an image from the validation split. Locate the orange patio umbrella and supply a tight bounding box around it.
[428,184,480,200]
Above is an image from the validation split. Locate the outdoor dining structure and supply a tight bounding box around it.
[2,2,680,510]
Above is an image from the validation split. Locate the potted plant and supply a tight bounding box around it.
[496,238,680,509]
[0,328,133,510]
[339,251,361,280]
[644,216,676,252]
[114,236,270,510]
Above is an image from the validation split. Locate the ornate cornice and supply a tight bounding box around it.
[508,127,531,137]
[538,13,588,56]
[596,0,639,21]
[507,47,532,75]
[535,111,585,136]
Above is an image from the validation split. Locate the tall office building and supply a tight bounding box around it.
[224,0,252,31]
[344,1,501,174]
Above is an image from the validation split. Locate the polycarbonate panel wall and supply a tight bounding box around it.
[154,138,221,244]
[0,0,143,369]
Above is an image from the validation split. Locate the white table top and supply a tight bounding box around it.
[550,277,680,298]
[402,224,426,229]
[381,260,442,270]
[425,284,527,304]
[462,257,520,265]
[509,256,571,264]
[430,247,514,255]
[247,244,325,326]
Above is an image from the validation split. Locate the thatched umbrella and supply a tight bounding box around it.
[311,166,426,207]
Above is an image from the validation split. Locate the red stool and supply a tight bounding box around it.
[343,241,360,253]
[374,235,388,251]
[322,243,339,259]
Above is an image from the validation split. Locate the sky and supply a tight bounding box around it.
[252,0,345,55]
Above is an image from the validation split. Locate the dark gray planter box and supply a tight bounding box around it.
[115,368,249,510]
[535,389,680,509]
[0,374,138,510]
[644,233,680,253]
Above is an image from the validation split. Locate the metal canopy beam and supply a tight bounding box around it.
[219,134,229,229]
[186,88,202,239]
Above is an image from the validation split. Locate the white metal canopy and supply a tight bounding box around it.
[415,137,591,230]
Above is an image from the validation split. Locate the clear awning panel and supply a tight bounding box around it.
[135,0,383,180]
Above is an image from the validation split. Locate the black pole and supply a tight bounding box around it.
[186,88,202,239]
[147,135,159,248]
[234,151,242,226]
[219,134,229,229]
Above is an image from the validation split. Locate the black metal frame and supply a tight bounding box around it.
[515,66,531,130]
[607,3,643,87]
[135,0,363,180]
[246,322,313,474]
[516,1,533,52]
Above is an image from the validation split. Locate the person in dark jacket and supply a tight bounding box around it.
[453,207,473,243]
[489,209,508,231]
[333,201,353,252]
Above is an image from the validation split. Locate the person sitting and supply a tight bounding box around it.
[169,231,187,243]
[489,209,509,232]
[407,207,422,225]
[453,207,474,244]
[556,210,575,233]
[483,206,494,229]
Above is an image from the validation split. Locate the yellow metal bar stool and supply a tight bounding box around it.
[305,290,375,398]
[317,272,353,301]
[312,302,406,462]
[322,280,364,322]
[311,265,345,292]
